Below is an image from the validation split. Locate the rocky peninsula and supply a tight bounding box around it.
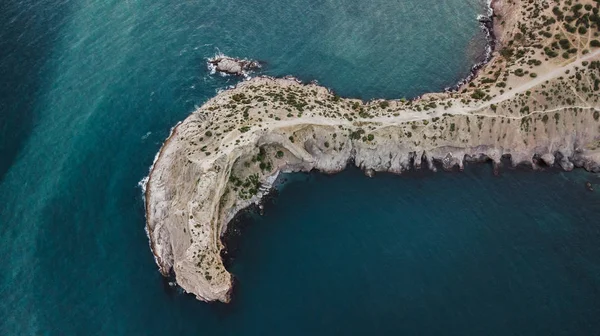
[145,0,600,302]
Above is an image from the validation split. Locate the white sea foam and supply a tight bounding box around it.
[207,61,217,75]
[138,121,182,197]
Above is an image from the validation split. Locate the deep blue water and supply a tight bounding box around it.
[1,0,600,334]
[231,167,600,335]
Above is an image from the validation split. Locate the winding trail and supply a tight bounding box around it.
[486,49,600,106]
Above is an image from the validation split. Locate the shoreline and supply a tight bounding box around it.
[142,121,182,276]
[446,0,499,93]
[143,0,600,302]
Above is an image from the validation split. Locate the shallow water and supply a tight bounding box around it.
[3,0,599,334]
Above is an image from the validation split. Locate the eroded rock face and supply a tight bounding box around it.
[541,153,555,166]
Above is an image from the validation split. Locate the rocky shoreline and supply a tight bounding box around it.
[144,0,600,303]
[446,0,499,92]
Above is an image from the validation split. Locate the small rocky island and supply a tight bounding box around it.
[145,0,600,302]
[208,55,261,76]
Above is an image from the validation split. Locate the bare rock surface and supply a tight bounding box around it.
[208,55,261,76]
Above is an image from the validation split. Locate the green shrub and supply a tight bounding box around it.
[471,89,486,99]
[514,68,525,77]
[500,48,514,58]
[544,47,558,57]
[350,129,365,140]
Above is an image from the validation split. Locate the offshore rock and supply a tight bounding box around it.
[209,56,261,76]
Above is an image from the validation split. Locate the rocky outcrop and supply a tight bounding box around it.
[208,55,261,76]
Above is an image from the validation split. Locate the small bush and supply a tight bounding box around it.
[544,47,558,57]
[514,68,525,77]
[500,48,514,58]
[471,89,486,99]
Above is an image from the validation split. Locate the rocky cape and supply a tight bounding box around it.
[145,0,600,302]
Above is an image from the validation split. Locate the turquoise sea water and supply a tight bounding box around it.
[1,0,600,334]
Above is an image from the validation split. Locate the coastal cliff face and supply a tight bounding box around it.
[145,0,600,302]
